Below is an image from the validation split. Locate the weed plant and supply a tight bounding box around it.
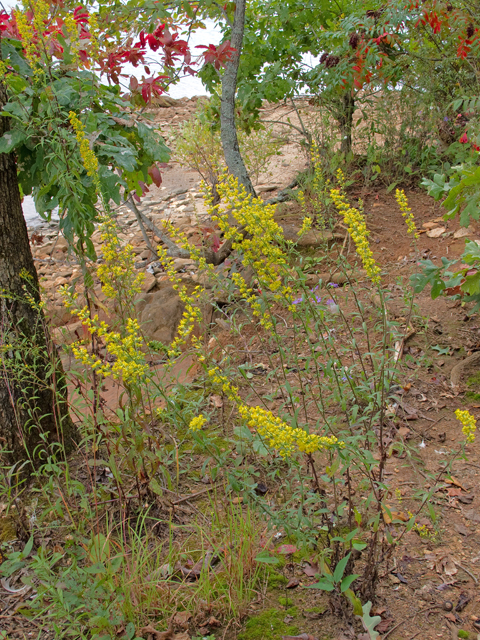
[0,151,477,640]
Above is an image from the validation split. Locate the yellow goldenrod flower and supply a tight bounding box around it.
[297,189,307,214]
[298,216,313,236]
[455,409,476,443]
[64,14,80,64]
[395,189,419,239]
[205,175,293,322]
[96,216,144,301]
[15,11,40,73]
[189,414,207,431]
[331,170,381,285]
[69,111,100,181]
[88,13,101,62]
[239,405,342,458]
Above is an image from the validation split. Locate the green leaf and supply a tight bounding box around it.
[22,537,34,558]
[359,601,382,639]
[255,550,279,565]
[84,561,106,574]
[0,129,26,154]
[462,271,480,296]
[149,478,163,497]
[306,577,335,591]
[341,574,359,592]
[344,588,363,615]
[333,552,351,583]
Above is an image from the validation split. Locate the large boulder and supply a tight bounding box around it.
[136,286,185,344]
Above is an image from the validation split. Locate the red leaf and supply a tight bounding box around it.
[148,165,162,187]
[277,544,297,555]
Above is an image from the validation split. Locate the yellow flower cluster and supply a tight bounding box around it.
[298,216,313,237]
[69,111,99,180]
[189,414,207,432]
[239,405,342,458]
[155,245,205,358]
[455,409,477,443]
[205,176,293,321]
[297,189,307,214]
[70,315,148,385]
[168,300,203,358]
[331,170,381,285]
[395,189,419,239]
[207,366,241,403]
[97,216,144,300]
[88,13,101,62]
[64,14,80,65]
[32,0,49,33]
[15,10,40,74]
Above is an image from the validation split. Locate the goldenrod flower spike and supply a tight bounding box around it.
[395,189,419,239]
[238,405,342,458]
[455,409,476,443]
[69,111,100,181]
[330,171,381,285]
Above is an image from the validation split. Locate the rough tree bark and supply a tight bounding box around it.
[0,80,76,469]
[220,0,256,197]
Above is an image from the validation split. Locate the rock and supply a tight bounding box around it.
[151,95,178,108]
[136,287,185,344]
[280,223,344,248]
[47,236,69,254]
[172,258,196,271]
[46,303,72,327]
[426,226,446,238]
[52,321,84,345]
[142,271,157,293]
[454,228,470,239]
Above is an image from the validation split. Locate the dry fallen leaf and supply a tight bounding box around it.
[375,619,394,633]
[173,611,192,628]
[139,624,174,640]
[445,476,467,491]
[210,394,223,408]
[436,555,458,577]
[427,226,446,238]
[447,487,462,497]
[286,577,300,589]
[454,228,470,239]
[423,221,440,229]
[303,562,319,577]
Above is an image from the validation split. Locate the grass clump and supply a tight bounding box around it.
[239,608,299,640]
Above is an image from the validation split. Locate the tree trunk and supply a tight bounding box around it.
[339,92,355,155]
[0,80,76,469]
[220,0,256,197]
